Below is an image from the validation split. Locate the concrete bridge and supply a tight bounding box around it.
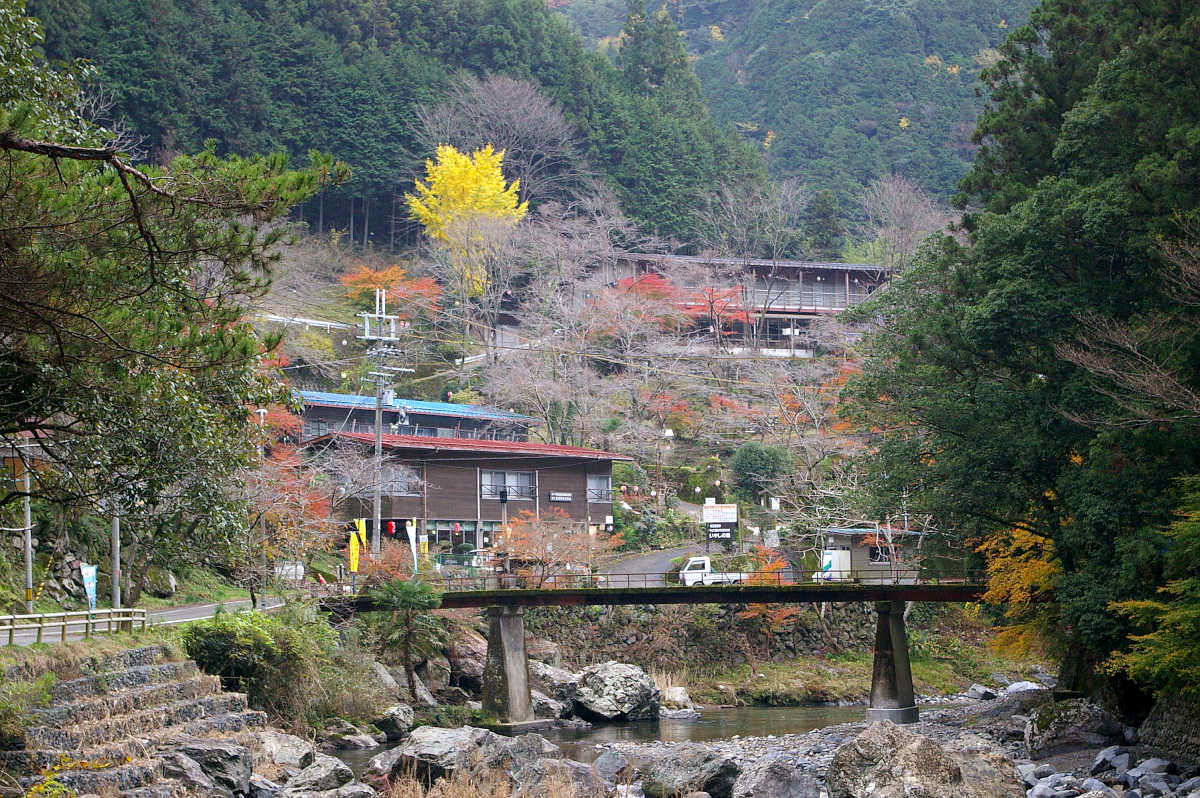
[328,576,984,729]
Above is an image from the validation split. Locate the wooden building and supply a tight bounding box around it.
[299,392,630,550]
[615,252,891,354]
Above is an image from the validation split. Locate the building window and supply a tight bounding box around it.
[302,417,329,439]
[383,465,421,497]
[428,520,477,548]
[868,546,893,564]
[587,474,613,502]
[481,470,534,500]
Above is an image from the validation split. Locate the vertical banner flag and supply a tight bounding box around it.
[350,519,367,573]
[405,519,418,574]
[80,562,97,611]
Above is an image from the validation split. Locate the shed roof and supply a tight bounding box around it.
[297,390,534,423]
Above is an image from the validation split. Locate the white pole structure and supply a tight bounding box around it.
[373,375,384,556]
[23,467,33,613]
[111,513,121,610]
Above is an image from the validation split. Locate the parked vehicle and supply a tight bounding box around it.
[679,555,749,586]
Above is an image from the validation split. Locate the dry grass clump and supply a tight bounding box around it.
[380,764,583,798]
[649,667,687,693]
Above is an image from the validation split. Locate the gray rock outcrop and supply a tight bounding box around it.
[380,725,499,781]
[512,758,606,798]
[1025,699,1123,758]
[531,689,568,719]
[373,704,414,742]
[284,753,354,792]
[319,718,379,750]
[574,661,661,722]
[731,752,819,798]
[166,735,252,796]
[825,721,1023,798]
[641,743,741,798]
[662,686,693,708]
[157,751,221,797]
[528,659,579,706]
[448,629,488,691]
[258,730,316,769]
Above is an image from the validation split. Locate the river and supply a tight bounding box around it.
[330,705,866,775]
[540,705,866,762]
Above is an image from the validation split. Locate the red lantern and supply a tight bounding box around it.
[386,520,395,536]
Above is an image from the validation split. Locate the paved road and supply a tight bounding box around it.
[597,544,705,587]
[5,598,283,647]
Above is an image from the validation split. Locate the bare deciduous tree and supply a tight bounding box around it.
[414,75,595,207]
[1057,228,1200,425]
[860,174,951,273]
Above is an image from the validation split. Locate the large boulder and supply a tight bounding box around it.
[373,704,414,742]
[1025,699,1123,758]
[512,758,606,798]
[156,751,221,797]
[448,629,488,691]
[641,743,741,798]
[284,753,354,792]
[593,751,632,783]
[528,660,579,706]
[662,686,693,709]
[319,718,379,750]
[166,735,252,796]
[417,653,451,692]
[526,638,562,667]
[383,725,500,781]
[532,689,568,720]
[732,752,819,798]
[574,661,661,722]
[257,730,316,769]
[826,722,1023,798]
[473,731,562,776]
[369,661,400,694]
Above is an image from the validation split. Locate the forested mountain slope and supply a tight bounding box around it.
[28,0,759,240]
[561,0,1036,202]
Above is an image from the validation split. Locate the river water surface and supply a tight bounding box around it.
[540,705,865,762]
[332,705,866,774]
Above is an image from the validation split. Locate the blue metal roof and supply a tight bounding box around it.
[296,390,533,423]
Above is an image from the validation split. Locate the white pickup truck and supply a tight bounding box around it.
[679,555,750,586]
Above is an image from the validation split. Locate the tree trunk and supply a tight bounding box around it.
[403,610,420,702]
[362,196,370,247]
[349,196,355,247]
[318,193,324,235]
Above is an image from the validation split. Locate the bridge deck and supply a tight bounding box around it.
[328,582,984,611]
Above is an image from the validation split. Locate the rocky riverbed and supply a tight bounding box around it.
[592,681,1200,798]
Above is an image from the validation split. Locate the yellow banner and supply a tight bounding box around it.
[350,519,366,573]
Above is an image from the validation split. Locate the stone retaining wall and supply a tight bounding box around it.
[1139,695,1200,763]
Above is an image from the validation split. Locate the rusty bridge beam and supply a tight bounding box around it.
[323,583,985,614]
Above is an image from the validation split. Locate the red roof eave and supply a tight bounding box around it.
[307,431,634,461]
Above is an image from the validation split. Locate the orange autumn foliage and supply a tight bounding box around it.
[737,546,800,654]
[341,265,441,318]
[977,527,1061,655]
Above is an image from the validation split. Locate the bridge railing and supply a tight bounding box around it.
[430,569,985,593]
[1,608,148,646]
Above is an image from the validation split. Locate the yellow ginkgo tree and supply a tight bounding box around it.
[405,144,528,296]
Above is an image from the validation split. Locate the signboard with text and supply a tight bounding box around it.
[548,491,573,502]
[703,503,738,542]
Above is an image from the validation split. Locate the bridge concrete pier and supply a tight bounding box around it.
[481,605,534,724]
[867,599,918,724]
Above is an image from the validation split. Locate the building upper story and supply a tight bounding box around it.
[616,252,891,315]
[297,390,534,442]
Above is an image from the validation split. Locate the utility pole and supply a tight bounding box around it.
[23,465,33,613]
[111,512,121,610]
[359,288,407,556]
